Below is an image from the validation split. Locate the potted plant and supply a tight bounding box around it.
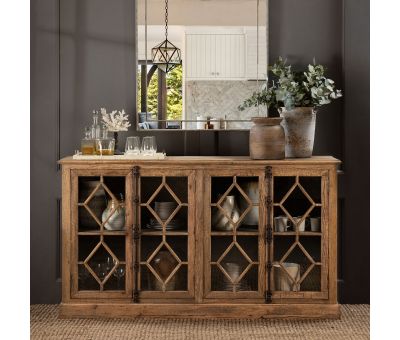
[240,57,342,158]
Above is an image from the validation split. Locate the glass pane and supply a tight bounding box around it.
[171,265,188,291]
[211,177,233,203]
[237,236,258,262]
[301,265,321,291]
[78,236,99,262]
[104,264,126,291]
[273,235,296,261]
[78,264,98,290]
[140,233,189,292]
[142,206,187,231]
[241,265,258,291]
[211,236,232,262]
[140,177,163,203]
[166,177,188,203]
[166,236,187,262]
[77,235,125,291]
[236,177,259,204]
[299,236,321,263]
[282,186,314,220]
[77,176,126,232]
[149,246,179,281]
[273,176,296,203]
[141,265,157,291]
[140,236,162,261]
[238,206,259,231]
[299,176,321,204]
[104,236,125,260]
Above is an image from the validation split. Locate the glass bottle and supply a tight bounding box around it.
[81,127,95,155]
[91,110,102,139]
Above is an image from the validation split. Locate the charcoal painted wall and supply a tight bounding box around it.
[31,0,370,303]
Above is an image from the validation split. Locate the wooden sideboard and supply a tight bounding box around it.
[58,156,341,319]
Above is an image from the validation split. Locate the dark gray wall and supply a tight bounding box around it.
[31,0,369,303]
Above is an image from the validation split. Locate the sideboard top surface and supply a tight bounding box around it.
[59,155,341,166]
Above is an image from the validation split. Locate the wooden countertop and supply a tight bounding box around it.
[59,155,341,165]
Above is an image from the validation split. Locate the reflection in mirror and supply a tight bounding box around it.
[137,0,268,130]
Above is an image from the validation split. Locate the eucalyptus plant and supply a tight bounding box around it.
[239,57,342,111]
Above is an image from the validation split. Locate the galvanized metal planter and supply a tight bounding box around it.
[279,107,317,158]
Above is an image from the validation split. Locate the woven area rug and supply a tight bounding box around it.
[31,304,369,340]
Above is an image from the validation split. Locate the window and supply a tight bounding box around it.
[137,61,183,123]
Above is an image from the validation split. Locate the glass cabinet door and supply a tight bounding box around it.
[70,170,133,299]
[138,170,195,300]
[204,171,265,300]
[271,169,329,300]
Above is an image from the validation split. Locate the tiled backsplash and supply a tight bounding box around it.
[185,80,267,129]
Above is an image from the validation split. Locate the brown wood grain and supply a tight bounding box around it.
[60,157,340,318]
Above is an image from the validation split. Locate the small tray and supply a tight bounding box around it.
[73,152,166,160]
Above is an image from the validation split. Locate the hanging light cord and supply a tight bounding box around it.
[165,0,168,40]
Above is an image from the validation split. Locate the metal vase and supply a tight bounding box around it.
[279,107,317,158]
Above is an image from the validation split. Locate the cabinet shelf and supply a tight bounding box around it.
[77,230,128,236]
[140,230,188,236]
[273,232,322,237]
[211,231,259,236]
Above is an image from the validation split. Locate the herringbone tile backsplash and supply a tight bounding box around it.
[185,80,267,129]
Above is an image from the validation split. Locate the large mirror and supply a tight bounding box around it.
[137,0,268,130]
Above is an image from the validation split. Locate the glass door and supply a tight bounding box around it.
[271,169,329,300]
[138,170,195,300]
[204,170,265,300]
[71,170,133,299]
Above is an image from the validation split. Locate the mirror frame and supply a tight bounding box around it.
[134,0,269,131]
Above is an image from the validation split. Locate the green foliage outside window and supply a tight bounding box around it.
[137,64,182,120]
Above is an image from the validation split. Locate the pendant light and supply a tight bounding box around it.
[151,0,182,73]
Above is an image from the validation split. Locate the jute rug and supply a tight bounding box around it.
[30,304,369,340]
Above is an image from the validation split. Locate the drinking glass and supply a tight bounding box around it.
[94,261,107,281]
[141,136,157,156]
[125,136,141,155]
[96,138,115,156]
[113,259,126,289]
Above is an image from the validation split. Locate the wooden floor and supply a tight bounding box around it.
[31,304,369,339]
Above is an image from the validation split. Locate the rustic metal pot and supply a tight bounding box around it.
[279,107,317,158]
[249,117,285,160]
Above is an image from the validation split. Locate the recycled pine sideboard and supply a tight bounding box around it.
[58,156,341,319]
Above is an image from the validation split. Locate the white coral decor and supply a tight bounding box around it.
[101,108,131,132]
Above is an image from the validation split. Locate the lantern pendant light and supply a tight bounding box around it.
[151,0,182,73]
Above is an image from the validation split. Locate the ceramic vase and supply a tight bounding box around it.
[279,107,317,158]
[249,117,285,160]
[212,195,241,231]
[274,262,301,291]
[102,198,125,230]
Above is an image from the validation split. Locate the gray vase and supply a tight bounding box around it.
[279,107,317,158]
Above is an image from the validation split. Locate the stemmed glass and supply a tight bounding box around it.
[94,261,107,281]
[113,259,126,290]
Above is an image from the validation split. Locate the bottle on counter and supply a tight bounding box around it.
[81,127,95,155]
[204,116,214,130]
[91,110,102,139]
